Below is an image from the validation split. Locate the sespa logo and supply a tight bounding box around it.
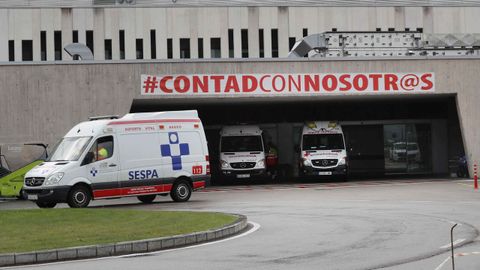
[128,169,159,180]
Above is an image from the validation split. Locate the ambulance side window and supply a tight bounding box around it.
[82,136,114,165]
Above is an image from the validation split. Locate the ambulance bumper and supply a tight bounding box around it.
[23,186,70,203]
[302,165,347,176]
[221,169,266,178]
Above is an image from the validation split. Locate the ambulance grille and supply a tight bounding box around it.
[312,159,338,167]
[25,177,45,187]
[230,162,256,169]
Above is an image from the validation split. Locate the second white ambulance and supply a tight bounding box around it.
[23,110,210,208]
[219,125,266,180]
[299,121,348,178]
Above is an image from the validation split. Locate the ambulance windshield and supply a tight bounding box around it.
[221,136,263,152]
[303,134,344,151]
[48,137,92,162]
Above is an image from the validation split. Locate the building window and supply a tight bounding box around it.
[104,39,112,60]
[180,38,190,59]
[54,31,62,60]
[210,38,221,58]
[259,29,264,58]
[198,38,203,59]
[86,30,94,56]
[22,40,33,61]
[271,29,278,58]
[72,30,78,43]
[167,38,173,59]
[289,37,296,51]
[8,40,14,61]
[119,30,125,60]
[41,31,47,61]
[228,29,234,58]
[150,30,156,59]
[303,28,308,37]
[241,29,248,58]
[136,39,143,59]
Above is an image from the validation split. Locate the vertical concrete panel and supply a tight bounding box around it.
[189,8,199,59]
[42,10,56,61]
[61,8,73,61]
[142,8,151,59]
[277,7,289,58]
[0,10,8,61]
[219,8,229,60]
[259,7,276,58]
[93,9,105,60]
[463,7,480,32]
[155,8,167,59]
[375,7,395,30]
[32,10,41,61]
[422,7,433,33]
[348,8,370,31]
[248,7,259,58]
[119,9,135,59]
[394,7,405,30]
[404,7,423,30]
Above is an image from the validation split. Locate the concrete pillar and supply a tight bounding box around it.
[0,10,7,61]
[277,7,289,58]
[61,8,73,61]
[93,9,105,60]
[423,7,433,33]
[394,7,405,30]
[248,7,259,58]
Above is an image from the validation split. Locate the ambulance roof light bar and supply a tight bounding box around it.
[89,115,119,121]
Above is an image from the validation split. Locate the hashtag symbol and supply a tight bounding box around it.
[143,76,158,93]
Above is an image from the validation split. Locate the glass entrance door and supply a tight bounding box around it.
[384,124,432,174]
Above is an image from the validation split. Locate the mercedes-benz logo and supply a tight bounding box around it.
[322,160,328,166]
[240,163,246,168]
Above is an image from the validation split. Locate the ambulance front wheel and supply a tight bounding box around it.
[137,195,156,203]
[170,180,192,202]
[36,201,57,208]
[67,185,92,208]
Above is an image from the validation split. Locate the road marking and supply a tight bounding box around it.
[120,221,261,258]
[2,222,261,269]
[434,251,480,270]
[434,256,450,270]
[440,238,465,249]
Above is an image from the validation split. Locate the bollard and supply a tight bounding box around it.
[475,162,478,190]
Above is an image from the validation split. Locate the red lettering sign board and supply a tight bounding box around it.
[141,73,435,96]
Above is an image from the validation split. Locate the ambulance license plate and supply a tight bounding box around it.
[237,174,250,178]
[27,194,38,200]
[318,171,332,176]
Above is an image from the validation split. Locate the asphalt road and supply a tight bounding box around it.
[1,178,480,270]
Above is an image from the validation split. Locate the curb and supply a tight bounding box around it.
[0,214,248,267]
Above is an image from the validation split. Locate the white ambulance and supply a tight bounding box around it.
[23,110,210,208]
[219,126,266,179]
[299,121,348,178]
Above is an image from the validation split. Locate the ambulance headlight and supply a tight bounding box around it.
[44,172,64,186]
[257,159,265,168]
[220,160,229,169]
[303,158,311,167]
[338,156,347,165]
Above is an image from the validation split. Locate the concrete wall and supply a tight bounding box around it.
[0,58,479,174]
[3,6,480,62]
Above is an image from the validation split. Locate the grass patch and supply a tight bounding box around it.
[0,209,237,253]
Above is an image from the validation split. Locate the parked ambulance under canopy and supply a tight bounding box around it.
[0,57,474,181]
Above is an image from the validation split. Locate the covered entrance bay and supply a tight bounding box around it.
[131,94,463,181]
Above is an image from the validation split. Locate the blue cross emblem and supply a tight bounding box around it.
[160,132,190,171]
[90,168,98,177]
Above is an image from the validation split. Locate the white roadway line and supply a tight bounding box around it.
[440,239,465,249]
[2,222,261,269]
[434,251,480,270]
[120,221,261,257]
[434,256,450,270]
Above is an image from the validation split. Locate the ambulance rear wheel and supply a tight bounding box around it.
[36,201,57,208]
[137,195,156,203]
[67,185,91,208]
[170,180,192,202]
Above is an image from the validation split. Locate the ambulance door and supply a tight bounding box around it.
[82,135,120,198]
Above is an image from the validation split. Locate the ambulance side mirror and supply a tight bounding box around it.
[81,152,95,166]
